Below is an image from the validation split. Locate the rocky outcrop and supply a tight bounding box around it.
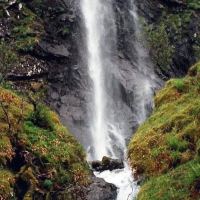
[55,175,117,200]
[43,0,160,157]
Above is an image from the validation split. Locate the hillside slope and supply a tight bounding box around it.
[0,87,90,199]
[128,62,200,199]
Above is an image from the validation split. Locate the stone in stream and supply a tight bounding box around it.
[90,156,124,172]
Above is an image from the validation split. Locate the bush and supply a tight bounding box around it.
[142,22,174,71]
[166,135,179,151]
[43,179,53,189]
[0,41,18,84]
[173,79,184,91]
[29,103,54,131]
[12,7,44,51]
[188,0,200,9]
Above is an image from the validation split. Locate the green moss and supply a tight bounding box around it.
[136,159,200,200]
[128,62,200,199]
[43,179,53,189]
[28,103,54,131]
[172,78,184,91]
[0,169,15,199]
[166,14,182,30]
[187,0,200,9]
[0,136,14,165]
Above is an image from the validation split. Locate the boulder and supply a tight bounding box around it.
[63,176,117,200]
[85,176,117,200]
[91,156,124,172]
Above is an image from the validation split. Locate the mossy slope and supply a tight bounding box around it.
[128,62,200,199]
[0,87,90,199]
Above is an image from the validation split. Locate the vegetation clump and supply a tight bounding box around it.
[0,41,18,85]
[142,22,174,71]
[128,62,200,199]
[12,7,44,51]
[0,87,90,199]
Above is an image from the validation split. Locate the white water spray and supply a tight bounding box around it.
[130,0,156,125]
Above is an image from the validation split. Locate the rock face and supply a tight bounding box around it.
[62,175,117,200]
[45,0,164,156]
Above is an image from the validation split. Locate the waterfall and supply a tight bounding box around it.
[81,0,159,199]
[81,0,124,161]
[81,0,108,160]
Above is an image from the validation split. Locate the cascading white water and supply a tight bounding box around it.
[81,0,157,199]
[81,0,107,160]
[81,0,126,161]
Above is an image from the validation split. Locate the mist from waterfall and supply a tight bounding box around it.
[81,0,157,199]
[129,0,156,125]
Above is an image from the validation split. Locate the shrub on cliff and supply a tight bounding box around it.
[0,41,18,85]
[142,22,174,71]
[128,62,200,199]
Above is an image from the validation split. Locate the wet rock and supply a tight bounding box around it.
[91,156,124,172]
[38,42,70,58]
[85,176,117,200]
[51,92,59,100]
[162,0,184,6]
